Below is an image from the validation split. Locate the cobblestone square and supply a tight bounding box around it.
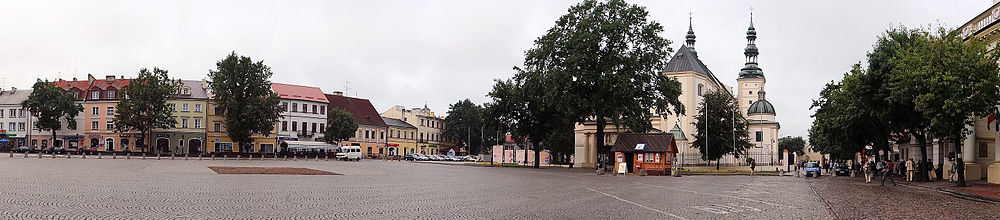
[0,155,995,219]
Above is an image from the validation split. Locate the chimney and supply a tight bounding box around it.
[72,77,77,81]
[10,87,15,94]
[333,91,344,96]
[105,75,115,81]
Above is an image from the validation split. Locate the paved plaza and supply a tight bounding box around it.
[0,154,995,219]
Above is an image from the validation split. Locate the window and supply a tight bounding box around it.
[301,122,307,134]
[311,123,317,133]
[214,143,233,152]
[0,110,4,118]
[19,109,25,118]
[214,122,222,132]
[107,90,115,99]
[106,121,114,130]
[697,84,704,96]
[261,144,274,153]
[320,106,325,115]
[282,121,288,131]
[319,123,325,133]
[194,104,202,112]
[282,102,288,111]
[420,133,424,141]
[107,107,115,116]
[91,91,100,99]
[421,119,424,126]
[181,118,189,128]
[292,103,298,112]
[380,131,384,139]
[182,103,189,112]
[979,142,989,158]
[194,118,202,129]
[169,103,177,112]
[755,131,763,142]
[19,123,24,131]
[292,121,297,131]
[91,121,98,130]
[411,132,414,139]
[7,109,12,118]
[92,107,99,116]
[312,105,317,114]
[365,130,370,139]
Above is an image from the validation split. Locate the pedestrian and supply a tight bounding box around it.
[905,158,914,182]
[795,161,801,178]
[865,159,874,183]
[881,159,896,186]
[749,160,756,176]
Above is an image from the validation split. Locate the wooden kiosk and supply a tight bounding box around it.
[611,133,679,176]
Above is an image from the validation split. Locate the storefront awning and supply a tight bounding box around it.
[284,140,338,150]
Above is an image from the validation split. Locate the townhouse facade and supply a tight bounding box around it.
[273,83,329,152]
[383,117,417,156]
[326,92,387,156]
[0,88,31,150]
[380,105,450,155]
[31,75,134,152]
[205,98,278,153]
[151,80,208,154]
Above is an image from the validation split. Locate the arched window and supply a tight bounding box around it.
[697,84,704,96]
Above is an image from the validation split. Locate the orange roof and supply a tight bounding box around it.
[54,78,130,91]
[270,83,328,103]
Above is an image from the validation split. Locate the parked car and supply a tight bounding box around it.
[53,146,65,153]
[431,155,444,161]
[80,147,99,154]
[414,154,429,161]
[805,162,821,177]
[466,155,478,161]
[833,162,850,176]
[336,146,363,161]
[15,146,31,153]
[446,155,462,161]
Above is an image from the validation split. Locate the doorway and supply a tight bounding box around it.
[624,153,634,173]
[188,139,202,155]
[156,138,169,153]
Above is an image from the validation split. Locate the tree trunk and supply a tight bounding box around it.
[595,116,605,169]
[955,136,966,187]
[51,130,57,152]
[533,140,541,168]
[716,160,720,170]
[915,132,930,182]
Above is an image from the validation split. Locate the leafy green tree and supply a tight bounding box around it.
[207,52,283,148]
[443,99,488,155]
[22,81,83,150]
[113,68,181,152]
[324,108,358,147]
[691,90,752,170]
[487,74,575,168]
[490,0,683,168]
[890,27,1000,186]
[809,64,891,161]
[778,136,806,158]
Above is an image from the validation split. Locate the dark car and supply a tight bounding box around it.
[404,154,416,161]
[15,146,32,153]
[833,162,850,176]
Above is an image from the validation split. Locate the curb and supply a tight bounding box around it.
[898,182,1000,204]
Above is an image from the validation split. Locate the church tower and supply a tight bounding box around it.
[736,13,765,114]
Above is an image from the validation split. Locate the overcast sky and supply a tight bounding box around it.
[0,0,991,138]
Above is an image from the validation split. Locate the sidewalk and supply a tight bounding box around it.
[897,177,1000,203]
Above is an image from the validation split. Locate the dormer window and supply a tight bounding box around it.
[91,91,100,99]
[183,88,190,95]
[107,91,116,99]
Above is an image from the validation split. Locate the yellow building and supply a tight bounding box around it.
[383,117,418,155]
[205,99,277,153]
[151,80,208,155]
[953,1,1000,184]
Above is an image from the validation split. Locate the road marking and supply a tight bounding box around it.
[634,182,795,208]
[692,203,762,214]
[587,188,688,220]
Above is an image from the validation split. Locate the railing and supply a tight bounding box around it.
[678,152,780,167]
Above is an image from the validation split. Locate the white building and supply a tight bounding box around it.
[272,83,329,150]
[0,88,31,149]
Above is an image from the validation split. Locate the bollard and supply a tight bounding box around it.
[283,155,287,161]
[67,152,71,159]
[112,153,116,159]
[224,154,227,160]
[316,155,320,161]
[82,152,86,159]
[198,154,202,160]
[38,152,42,158]
[51,151,56,159]
[237,154,241,161]
[142,154,146,160]
[24,152,28,158]
[211,154,215,160]
[185,154,188,160]
[126,153,130,159]
[325,155,329,161]
[157,154,161,160]
[9,151,12,158]
[171,154,175,160]
[98,153,102,159]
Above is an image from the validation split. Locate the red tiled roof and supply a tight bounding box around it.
[54,79,130,91]
[325,94,387,127]
[271,83,329,103]
[610,133,678,153]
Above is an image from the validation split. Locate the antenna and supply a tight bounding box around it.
[344,81,351,96]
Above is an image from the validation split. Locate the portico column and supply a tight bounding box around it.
[989,125,1000,184]
[963,123,982,181]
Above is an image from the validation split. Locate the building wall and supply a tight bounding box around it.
[277,99,327,142]
[381,105,449,155]
[151,98,208,154]
[0,103,30,148]
[736,77,766,114]
[205,101,277,153]
[344,124,386,155]
[387,126,417,155]
[82,101,140,152]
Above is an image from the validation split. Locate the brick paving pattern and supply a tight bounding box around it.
[807,176,999,219]
[0,154,994,219]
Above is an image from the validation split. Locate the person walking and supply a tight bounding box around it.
[948,158,958,182]
[881,159,897,186]
[905,158,915,182]
[749,160,757,176]
[865,159,874,183]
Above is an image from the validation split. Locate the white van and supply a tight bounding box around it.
[337,146,363,161]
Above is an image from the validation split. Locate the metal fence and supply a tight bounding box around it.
[678,152,780,167]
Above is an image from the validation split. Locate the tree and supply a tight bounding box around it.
[890,27,1000,186]
[22,80,83,150]
[207,52,284,148]
[809,64,891,161]
[492,0,683,168]
[324,108,358,147]
[691,90,752,170]
[444,99,498,155]
[487,74,574,168]
[113,68,181,153]
[778,136,806,158]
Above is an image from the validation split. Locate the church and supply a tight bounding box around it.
[574,14,781,169]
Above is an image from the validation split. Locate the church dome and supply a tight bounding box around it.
[747,99,775,115]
